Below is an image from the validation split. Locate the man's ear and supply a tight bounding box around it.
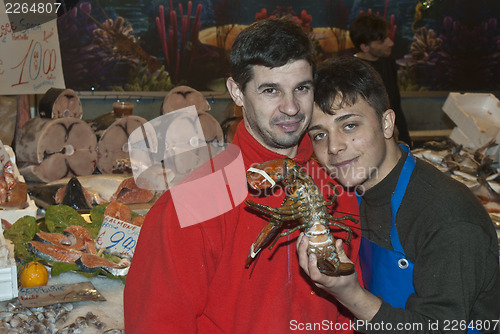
[359,43,370,53]
[226,77,244,107]
[382,109,396,139]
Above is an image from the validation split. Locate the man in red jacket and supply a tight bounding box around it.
[124,18,361,333]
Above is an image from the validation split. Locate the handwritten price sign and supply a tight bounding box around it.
[0,0,65,94]
[95,216,142,259]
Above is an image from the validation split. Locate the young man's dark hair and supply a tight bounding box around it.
[314,56,390,120]
[349,12,391,50]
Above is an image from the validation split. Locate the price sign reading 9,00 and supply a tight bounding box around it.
[11,38,57,87]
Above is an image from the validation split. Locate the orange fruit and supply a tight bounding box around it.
[19,261,49,288]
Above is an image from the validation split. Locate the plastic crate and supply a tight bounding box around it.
[442,92,500,166]
[443,92,500,148]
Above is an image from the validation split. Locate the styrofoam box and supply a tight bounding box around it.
[0,197,37,225]
[0,229,18,301]
[0,265,18,301]
[442,92,500,149]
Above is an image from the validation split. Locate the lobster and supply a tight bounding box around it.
[244,158,358,276]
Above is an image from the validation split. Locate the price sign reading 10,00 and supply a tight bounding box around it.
[11,38,57,87]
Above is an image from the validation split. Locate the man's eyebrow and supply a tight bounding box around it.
[308,113,359,132]
[257,82,278,91]
[335,113,357,122]
[257,80,313,91]
[297,80,313,86]
[308,124,324,132]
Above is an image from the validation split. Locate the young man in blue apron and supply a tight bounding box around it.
[299,56,500,333]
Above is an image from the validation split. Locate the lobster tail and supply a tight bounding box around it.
[316,258,355,276]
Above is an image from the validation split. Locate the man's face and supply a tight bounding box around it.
[308,100,395,191]
[366,36,394,59]
[228,60,314,156]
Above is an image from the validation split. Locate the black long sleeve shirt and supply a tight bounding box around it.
[358,149,500,333]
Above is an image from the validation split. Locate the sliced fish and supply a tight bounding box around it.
[110,177,155,204]
[48,174,130,202]
[28,241,82,263]
[75,253,130,274]
[64,225,97,255]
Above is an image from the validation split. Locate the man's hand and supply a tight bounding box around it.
[296,233,382,321]
[296,233,358,293]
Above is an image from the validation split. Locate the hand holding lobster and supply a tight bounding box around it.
[245,158,358,276]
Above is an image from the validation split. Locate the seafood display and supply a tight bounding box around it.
[412,139,500,227]
[4,201,143,278]
[15,110,150,183]
[29,174,156,211]
[15,117,98,183]
[109,177,155,205]
[0,161,28,209]
[28,225,130,275]
[38,88,83,119]
[0,301,124,333]
[54,177,94,211]
[245,158,358,276]
[94,115,148,174]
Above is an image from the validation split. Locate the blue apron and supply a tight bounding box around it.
[358,145,481,333]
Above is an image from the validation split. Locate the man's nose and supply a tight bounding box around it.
[328,134,347,155]
[280,94,300,116]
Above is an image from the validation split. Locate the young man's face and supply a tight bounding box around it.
[365,36,394,59]
[227,59,314,156]
[308,99,395,191]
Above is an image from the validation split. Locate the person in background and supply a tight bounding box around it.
[124,18,361,333]
[299,56,499,333]
[349,12,412,147]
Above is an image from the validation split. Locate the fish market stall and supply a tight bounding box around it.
[0,87,229,332]
[0,197,143,332]
[0,137,157,332]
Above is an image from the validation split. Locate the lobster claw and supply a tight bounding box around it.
[245,219,282,268]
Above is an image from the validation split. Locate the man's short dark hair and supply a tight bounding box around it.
[229,17,315,91]
[314,56,390,120]
[349,12,390,50]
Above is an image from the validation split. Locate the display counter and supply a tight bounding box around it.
[0,271,125,333]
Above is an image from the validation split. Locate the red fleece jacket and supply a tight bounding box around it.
[124,121,361,333]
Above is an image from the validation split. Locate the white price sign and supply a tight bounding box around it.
[0,0,65,94]
[95,216,141,259]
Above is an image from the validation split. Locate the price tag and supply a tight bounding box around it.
[0,0,65,94]
[95,216,141,259]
